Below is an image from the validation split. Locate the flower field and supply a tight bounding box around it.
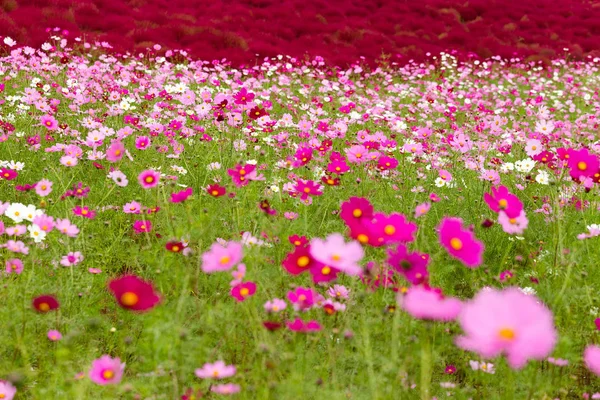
[2,33,600,399]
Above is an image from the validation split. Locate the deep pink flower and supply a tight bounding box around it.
[567,148,599,181]
[438,217,484,268]
[286,318,322,332]
[483,186,523,219]
[132,220,152,234]
[108,275,161,312]
[230,281,256,302]
[340,196,374,228]
[170,187,193,203]
[72,206,96,219]
[387,244,429,284]
[456,287,557,369]
[0,168,17,180]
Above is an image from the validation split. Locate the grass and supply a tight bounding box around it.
[1,45,600,399]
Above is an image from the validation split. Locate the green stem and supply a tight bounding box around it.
[420,324,432,400]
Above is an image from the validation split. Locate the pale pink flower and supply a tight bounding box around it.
[194,361,236,379]
[89,355,125,385]
[310,233,364,276]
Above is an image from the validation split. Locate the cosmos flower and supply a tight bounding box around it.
[399,285,462,321]
[201,241,243,273]
[138,169,160,189]
[108,275,161,312]
[89,355,125,385]
[438,217,484,268]
[195,361,236,379]
[33,294,59,313]
[456,287,557,369]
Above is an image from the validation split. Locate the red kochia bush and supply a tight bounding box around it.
[0,0,599,66]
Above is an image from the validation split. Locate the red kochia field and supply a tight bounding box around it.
[1,0,600,65]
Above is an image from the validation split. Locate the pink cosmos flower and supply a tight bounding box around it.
[211,384,241,395]
[56,218,79,237]
[399,285,462,321]
[287,287,317,311]
[48,329,62,341]
[40,114,58,130]
[89,355,125,385]
[60,155,78,167]
[456,287,557,369]
[135,136,151,150]
[123,201,142,214]
[438,217,484,268]
[35,179,53,196]
[33,214,54,233]
[327,284,350,299]
[230,263,246,286]
[310,233,364,276]
[414,202,431,218]
[498,211,529,235]
[201,241,243,273]
[286,318,322,333]
[230,281,256,302]
[584,345,600,376]
[5,258,23,274]
[264,298,287,312]
[106,141,125,163]
[284,212,298,220]
[0,381,16,400]
[60,251,84,267]
[194,361,236,379]
[138,169,160,189]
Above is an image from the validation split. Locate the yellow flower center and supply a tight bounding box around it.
[509,218,517,224]
[297,256,310,268]
[115,150,121,156]
[357,234,368,243]
[303,187,311,193]
[102,369,114,380]
[578,161,587,171]
[145,176,154,183]
[120,292,139,306]
[322,266,331,275]
[171,245,180,252]
[39,302,50,311]
[498,328,516,341]
[498,199,508,209]
[450,238,463,250]
[219,256,230,265]
[240,288,249,296]
[384,225,396,235]
[211,190,219,196]
[331,254,341,261]
[352,209,362,218]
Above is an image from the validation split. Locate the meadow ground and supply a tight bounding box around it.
[2,39,600,399]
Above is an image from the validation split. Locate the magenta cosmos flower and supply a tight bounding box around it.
[483,185,523,219]
[108,275,161,312]
[230,281,256,302]
[310,233,363,276]
[195,361,236,379]
[399,285,461,321]
[202,241,243,273]
[137,169,160,189]
[456,287,557,369]
[438,217,484,268]
[89,355,125,385]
